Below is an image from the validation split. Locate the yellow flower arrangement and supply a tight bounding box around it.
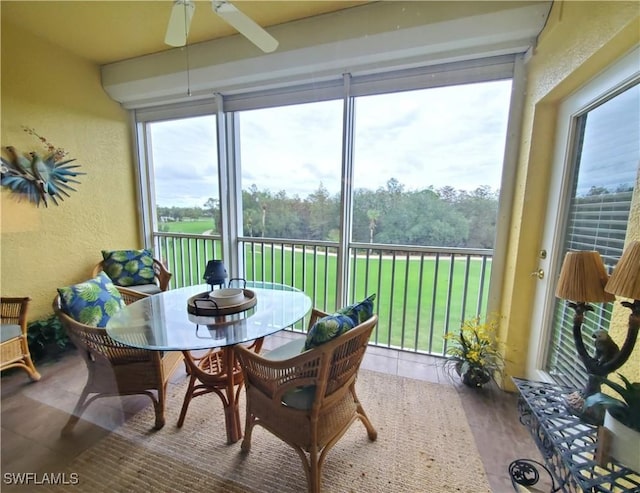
[443,314,504,387]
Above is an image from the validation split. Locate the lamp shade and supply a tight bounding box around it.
[605,240,640,300]
[555,250,615,303]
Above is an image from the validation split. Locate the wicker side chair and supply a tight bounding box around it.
[92,257,172,295]
[1,297,41,381]
[235,309,378,493]
[53,289,183,434]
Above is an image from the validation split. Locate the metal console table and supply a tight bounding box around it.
[510,378,639,492]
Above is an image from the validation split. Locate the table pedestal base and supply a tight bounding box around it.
[178,338,263,444]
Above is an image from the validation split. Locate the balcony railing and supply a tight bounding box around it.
[153,232,493,357]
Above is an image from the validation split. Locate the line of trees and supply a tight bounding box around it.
[241,179,500,248]
[158,178,501,249]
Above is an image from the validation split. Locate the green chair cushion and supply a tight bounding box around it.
[124,283,162,295]
[57,272,125,327]
[264,338,306,360]
[0,324,22,343]
[282,385,317,410]
[262,339,317,409]
[101,249,155,287]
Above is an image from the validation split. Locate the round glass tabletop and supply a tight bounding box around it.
[106,283,312,351]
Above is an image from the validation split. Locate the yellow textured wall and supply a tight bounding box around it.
[501,1,640,387]
[0,21,140,320]
[609,174,640,381]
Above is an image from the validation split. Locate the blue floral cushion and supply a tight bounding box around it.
[58,272,125,327]
[337,294,376,325]
[303,314,355,351]
[102,249,155,287]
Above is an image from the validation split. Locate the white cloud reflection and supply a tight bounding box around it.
[150,80,512,207]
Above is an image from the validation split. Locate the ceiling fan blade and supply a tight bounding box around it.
[165,0,196,47]
[212,1,279,53]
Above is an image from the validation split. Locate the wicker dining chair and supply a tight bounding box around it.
[1,297,41,381]
[53,288,183,434]
[235,309,378,493]
[92,256,172,295]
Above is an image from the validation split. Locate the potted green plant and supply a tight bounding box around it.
[27,314,71,362]
[443,314,504,388]
[584,374,640,472]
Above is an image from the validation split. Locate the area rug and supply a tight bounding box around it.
[42,370,491,492]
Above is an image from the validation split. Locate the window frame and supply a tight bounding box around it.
[133,54,523,310]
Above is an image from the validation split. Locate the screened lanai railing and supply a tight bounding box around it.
[153,232,492,357]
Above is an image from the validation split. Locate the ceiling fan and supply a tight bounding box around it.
[164,0,279,53]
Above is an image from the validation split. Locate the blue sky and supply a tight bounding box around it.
[150,79,512,208]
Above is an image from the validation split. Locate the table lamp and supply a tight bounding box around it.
[555,251,615,398]
[204,260,227,290]
[605,240,640,310]
[556,247,640,423]
[603,240,640,368]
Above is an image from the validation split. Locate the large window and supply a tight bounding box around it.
[135,56,519,333]
[237,101,343,240]
[145,114,220,285]
[147,115,219,232]
[352,81,511,247]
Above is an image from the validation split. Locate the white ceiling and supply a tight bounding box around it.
[100,1,552,108]
[0,1,372,65]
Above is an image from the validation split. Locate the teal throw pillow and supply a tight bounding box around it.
[102,249,155,287]
[303,314,355,351]
[58,272,126,327]
[337,294,376,325]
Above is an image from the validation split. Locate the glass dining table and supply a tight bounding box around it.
[106,282,312,443]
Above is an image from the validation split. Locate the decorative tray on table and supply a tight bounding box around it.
[187,288,257,316]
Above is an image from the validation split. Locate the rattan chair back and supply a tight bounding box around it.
[235,309,378,493]
[53,293,182,434]
[92,257,172,292]
[0,297,40,381]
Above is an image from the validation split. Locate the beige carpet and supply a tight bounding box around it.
[43,370,491,493]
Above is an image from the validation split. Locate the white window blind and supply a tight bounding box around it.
[222,55,514,113]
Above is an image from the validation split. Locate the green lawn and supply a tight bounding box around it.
[161,219,214,234]
[243,244,491,354]
[158,223,492,355]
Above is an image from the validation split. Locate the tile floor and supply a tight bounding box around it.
[1,332,545,492]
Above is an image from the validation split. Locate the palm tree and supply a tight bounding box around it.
[367,209,380,244]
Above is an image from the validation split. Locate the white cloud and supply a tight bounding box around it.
[150,80,512,207]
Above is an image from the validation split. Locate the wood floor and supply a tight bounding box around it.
[1,332,546,492]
